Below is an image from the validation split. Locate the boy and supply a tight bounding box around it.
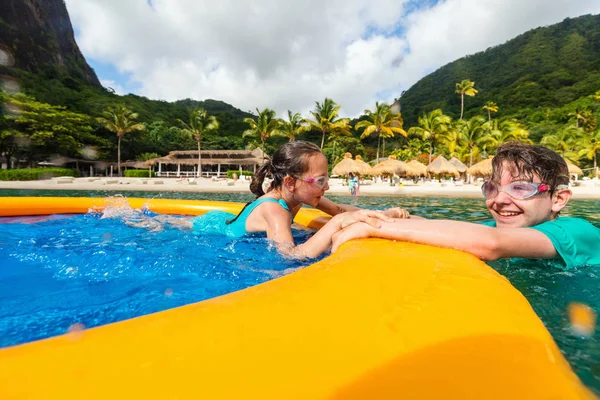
[332,142,600,269]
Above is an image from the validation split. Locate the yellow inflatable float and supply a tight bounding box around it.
[0,197,594,399]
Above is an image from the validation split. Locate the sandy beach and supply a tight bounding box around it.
[1,177,599,199]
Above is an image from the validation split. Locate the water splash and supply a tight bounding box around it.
[67,323,86,341]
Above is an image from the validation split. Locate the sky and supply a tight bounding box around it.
[64,0,600,118]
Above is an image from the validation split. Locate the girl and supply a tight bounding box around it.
[191,141,409,259]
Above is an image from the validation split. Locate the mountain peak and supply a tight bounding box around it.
[0,0,101,87]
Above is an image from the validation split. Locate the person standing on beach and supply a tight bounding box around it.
[332,142,600,268]
[347,172,359,196]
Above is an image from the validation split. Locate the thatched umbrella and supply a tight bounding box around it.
[566,161,583,176]
[449,157,468,173]
[372,156,415,176]
[467,157,493,178]
[426,155,459,178]
[332,153,367,176]
[406,160,427,176]
[354,155,375,176]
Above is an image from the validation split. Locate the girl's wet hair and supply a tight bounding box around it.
[225,141,322,226]
[492,142,570,194]
[249,141,322,197]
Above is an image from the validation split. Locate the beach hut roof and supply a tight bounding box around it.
[354,155,375,175]
[372,159,415,176]
[143,148,266,167]
[449,157,468,173]
[332,153,369,176]
[168,148,266,159]
[407,160,427,176]
[565,161,583,176]
[467,157,493,178]
[426,155,459,177]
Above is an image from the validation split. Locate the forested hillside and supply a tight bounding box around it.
[0,0,259,167]
[399,14,600,126]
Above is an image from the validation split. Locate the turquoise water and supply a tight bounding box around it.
[0,202,317,348]
[0,189,598,392]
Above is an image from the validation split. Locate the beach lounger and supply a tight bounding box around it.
[55,177,74,184]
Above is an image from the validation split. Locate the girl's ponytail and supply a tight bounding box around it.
[250,161,271,197]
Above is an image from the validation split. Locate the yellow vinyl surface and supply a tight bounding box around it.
[0,197,594,399]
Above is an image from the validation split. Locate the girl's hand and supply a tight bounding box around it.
[331,222,373,252]
[335,209,392,229]
[383,207,410,219]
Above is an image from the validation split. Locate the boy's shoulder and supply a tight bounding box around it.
[534,216,598,232]
[478,217,597,231]
[531,217,600,269]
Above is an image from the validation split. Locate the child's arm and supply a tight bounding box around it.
[264,207,392,259]
[331,219,557,261]
[316,196,360,215]
[316,197,413,219]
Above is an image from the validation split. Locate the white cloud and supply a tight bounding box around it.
[65,0,600,117]
[99,79,127,96]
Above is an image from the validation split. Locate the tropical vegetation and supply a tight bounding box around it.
[243,108,280,161]
[1,14,600,178]
[179,108,220,176]
[96,105,145,176]
[304,98,352,149]
[355,102,406,164]
[455,80,478,120]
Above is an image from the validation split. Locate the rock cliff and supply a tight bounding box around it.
[0,0,101,87]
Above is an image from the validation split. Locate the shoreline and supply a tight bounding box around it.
[0,177,599,199]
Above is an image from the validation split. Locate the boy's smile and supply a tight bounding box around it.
[486,161,560,228]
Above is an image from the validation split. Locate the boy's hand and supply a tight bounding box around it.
[332,222,373,252]
[336,209,392,229]
[383,207,410,219]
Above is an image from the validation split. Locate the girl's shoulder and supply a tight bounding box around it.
[253,196,291,212]
[249,196,293,223]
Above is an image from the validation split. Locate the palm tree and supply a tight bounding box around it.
[455,79,478,120]
[581,110,596,133]
[540,125,582,158]
[276,110,304,142]
[456,116,487,167]
[407,109,451,163]
[304,98,352,149]
[178,108,219,177]
[578,129,600,176]
[568,108,595,131]
[438,123,463,158]
[479,119,531,153]
[97,105,145,176]
[482,101,499,122]
[243,108,280,161]
[391,138,430,161]
[355,102,406,164]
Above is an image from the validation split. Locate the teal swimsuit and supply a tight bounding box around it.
[191,197,292,238]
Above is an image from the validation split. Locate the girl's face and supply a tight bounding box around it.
[294,153,330,207]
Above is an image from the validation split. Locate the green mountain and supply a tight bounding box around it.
[0,0,101,87]
[399,14,600,126]
[0,0,259,165]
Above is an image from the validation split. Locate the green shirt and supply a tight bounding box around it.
[482,217,600,269]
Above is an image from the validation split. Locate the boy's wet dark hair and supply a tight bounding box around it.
[491,142,570,194]
[250,141,322,197]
